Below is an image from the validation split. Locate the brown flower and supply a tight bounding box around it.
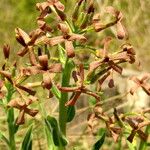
[36,0,65,21]
[58,64,100,106]
[44,23,87,58]
[106,6,126,39]
[129,74,150,95]
[15,28,44,57]
[21,55,62,90]
[7,97,38,125]
[126,117,149,143]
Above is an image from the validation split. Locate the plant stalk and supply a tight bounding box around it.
[59,59,73,136]
[6,83,16,150]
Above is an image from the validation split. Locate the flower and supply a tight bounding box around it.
[45,23,87,58]
[130,74,150,95]
[7,97,38,125]
[58,64,100,106]
[21,55,62,90]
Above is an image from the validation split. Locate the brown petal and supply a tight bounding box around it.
[65,91,81,106]
[16,85,36,96]
[116,21,126,40]
[93,23,106,32]
[54,0,65,11]
[137,130,148,142]
[58,23,69,34]
[140,74,150,82]
[54,5,66,21]
[29,29,44,45]
[108,61,122,74]
[69,34,87,43]
[48,63,62,73]
[42,72,52,90]
[48,36,65,46]
[25,108,39,117]
[98,72,110,88]
[105,6,119,18]
[0,71,13,84]
[127,129,136,143]
[37,19,52,32]
[38,55,48,70]
[15,28,31,45]
[28,48,37,66]
[36,2,49,12]
[7,99,23,109]
[17,47,28,57]
[141,84,150,96]
[16,110,25,125]
[92,13,100,23]
[65,40,75,58]
[3,44,10,59]
[110,127,121,142]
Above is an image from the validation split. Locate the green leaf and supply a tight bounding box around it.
[51,84,61,100]
[92,131,106,150]
[21,125,33,150]
[14,124,19,134]
[126,141,137,150]
[58,45,66,66]
[67,106,75,122]
[45,116,68,147]
[0,131,9,146]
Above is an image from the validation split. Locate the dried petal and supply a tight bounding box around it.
[54,0,65,11]
[17,47,28,57]
[69,34,87,43]
[15,28,31,45]
[16,110,25,125]
[65,40,75,58]
[48,63,62,73]
[116,21,126,39]
[38,55,48,70]
[16,85,36,96]
[65,91,81,106]
[48,36,65,46]
[42,72,52,90]
[3,44,10,59]
[58,23,69,34]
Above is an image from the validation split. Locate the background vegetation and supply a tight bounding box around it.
[0,0,150,149]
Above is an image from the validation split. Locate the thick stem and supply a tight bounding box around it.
[59,59,73,135]
[6,83,16,150]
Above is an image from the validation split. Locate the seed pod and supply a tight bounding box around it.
[3,44,10,59]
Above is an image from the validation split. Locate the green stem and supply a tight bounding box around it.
[59,59,74,136]
[138,125,150,150]
[6,83,16,150]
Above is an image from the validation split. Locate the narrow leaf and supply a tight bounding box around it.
[92,131,106,150]
[21,125,33,150]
